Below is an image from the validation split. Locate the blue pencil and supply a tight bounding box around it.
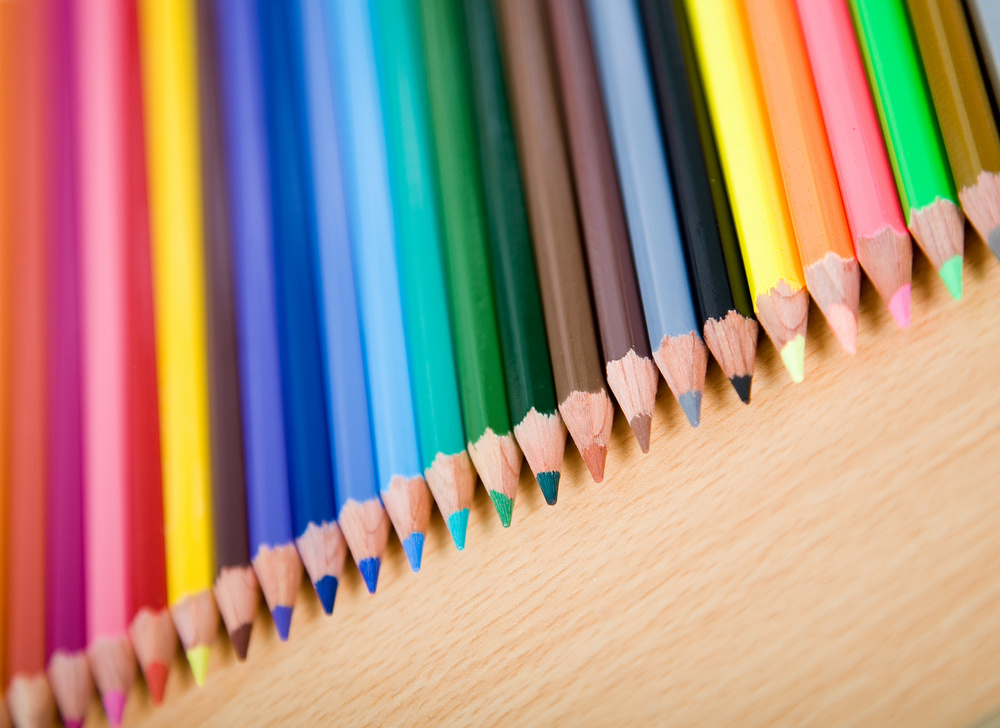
[322,0,426,576]
[585,0,707,426]
[209,0,303,641]
[255,0,347,611]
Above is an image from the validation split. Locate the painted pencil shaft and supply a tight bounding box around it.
[850,0,965,300]
[795,0,912,328]
[746,0,860,355]
[907,0,1000,261]
[258,0,346,605]
[684,0,808,383]
[137,0,219,685]
[968,0,1000,122]
[419,0,523,524]
[371,0,476,550]
[546,0,660,444]
[0,0,12,692]
[463,0,567,498]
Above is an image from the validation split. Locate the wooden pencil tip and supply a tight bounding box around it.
[87,636,136,722]
[908,198,964,282]
[213,565,260,656]
[606,350,658,451]
[46,650,93,727]
[295,520,348,600]
[424,451,477,551]
[381,474,433,570]
[467,429,522,507]
[171,590,220,658]
[959,171,1000,260]
[513,408,567,495]
[653,332,707,421]
[703,311,758,385]
[629,413,651,453]
[558,389,614,483]
[755,280,809,374]
[339,499,391,587]
[855,226,913,320]
[6,673,55,728]
[128,607,179,697]
[252,543,303,628]
[805,253,860,355]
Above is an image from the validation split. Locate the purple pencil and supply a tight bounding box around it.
[43,2,94,727]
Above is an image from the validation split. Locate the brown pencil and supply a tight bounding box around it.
[546,0,659,451]
[496,0,614,481]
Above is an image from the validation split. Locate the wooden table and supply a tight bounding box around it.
[115,237,1000,727]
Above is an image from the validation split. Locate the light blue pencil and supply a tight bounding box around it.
[585,0,707,426]
[323,0,430,574]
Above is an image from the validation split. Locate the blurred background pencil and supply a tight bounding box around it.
[850,0,965,300]
[463,0,568,500]
[0,0,10,706]
[746,0,860,356]
[795,0,913,329]
[138,0,220,687]
[326,0,422,577]
[685,0,809,383]
[547,0,660,446]
[638,0,758,404]
[967,0,1000,133]
[371,0,478,550]
[586,0,706,423]
[498,0,614,480]
[907,0,1000,262]
[420,0,524,528]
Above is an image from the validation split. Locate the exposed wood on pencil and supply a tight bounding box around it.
[558,390,615,483]
[960,172,1000,259]
[855,226,914,327]
[338,500,391,594]
[169,591,218,688]
[251,545,302,641]
[424,450,477,551]
[126,607,176,704]
[381,476,434,570]
[804,254,861,355]
[211,566,258,661]
[605,350,659,453]
[755,282,810,384]
[467,429,523,528]
[652,332,709,427]
[702,311,758,404]
[513,409,567,505]
[5,676,54,728]
[909,199,966,287]
[46,652,92,728]
[294,522,347,616]
[87,638,136,727]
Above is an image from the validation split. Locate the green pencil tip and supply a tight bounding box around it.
[780,335,806,383]
[446,509,469,550]
[939,255,963,300]
[488,490,513,528]
[186,646,210,687]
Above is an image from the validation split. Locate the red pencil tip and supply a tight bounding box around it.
[144,661,168,705]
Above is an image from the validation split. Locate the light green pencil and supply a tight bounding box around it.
[370,0,477,550]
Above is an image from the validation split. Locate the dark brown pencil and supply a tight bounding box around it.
[496,0,614,482]
[546,0,658,451]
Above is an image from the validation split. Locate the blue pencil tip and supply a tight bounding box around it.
[402,533,424,572]
[271,605,293,641]
[447,510,469,551]
[537,471,560,505]
[679,390,702,427]
[358,557,381,594]
[314,575,338,615]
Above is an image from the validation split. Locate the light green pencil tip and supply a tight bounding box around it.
[939,255,963,300]
[488,490,513,528]
[186,646,210,687]
[780,335,806,384]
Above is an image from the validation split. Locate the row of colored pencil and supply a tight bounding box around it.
[1,0,998,725]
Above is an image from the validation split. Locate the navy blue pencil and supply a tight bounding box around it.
[256,0,347,612]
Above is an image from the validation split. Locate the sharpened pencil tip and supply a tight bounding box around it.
[537,471,559,505]
[271,606,293,641]
[143,660,169,704]
[582,443,607,483]
[730,375,752,404]
[358,557,381,594]
[678,391,702,427]
[101,690,126,727]
[488,490,513,527]
[939,255,963,300]
[314,575,338,615]
[402,532,425,572]
[229,624,251,662]
[446,509,469,550]
[825,303,858,355]
[887,285,911,329]
[186,646,210,687]
[988,229,1000,261]
[629,413,651,453]
[780,335,806,383]
[65,721,83,728]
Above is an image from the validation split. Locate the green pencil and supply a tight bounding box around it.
[420,0,523,527]
[460,0,565,506]
[850,0,965,299]
[371,0,478,550]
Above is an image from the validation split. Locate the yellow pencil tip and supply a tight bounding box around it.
[780,335,805,383]
[186,647,210,687]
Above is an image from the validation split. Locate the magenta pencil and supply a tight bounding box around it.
[75,0,137,724]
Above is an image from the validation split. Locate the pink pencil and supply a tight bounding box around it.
[794,0,913,328]
[76,0,137,724]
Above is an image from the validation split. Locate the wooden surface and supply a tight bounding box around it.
[111,237,1000,726]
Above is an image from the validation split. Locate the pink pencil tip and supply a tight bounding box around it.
[102,690,127,727]
[825,303,858,355]
[65,721,83,728]
[887,285,911,329]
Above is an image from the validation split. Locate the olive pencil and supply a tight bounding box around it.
[967,0,1000,130]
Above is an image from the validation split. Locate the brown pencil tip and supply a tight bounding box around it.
[582,443,608,483]
[605,349,658,451]
[629,413,651,453]
[229,624,252,662]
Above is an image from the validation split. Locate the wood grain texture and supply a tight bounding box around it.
[106,238,1000,727]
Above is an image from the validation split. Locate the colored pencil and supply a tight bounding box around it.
[0,0,10,699]
[257,0,348,600]
[325,0,423,576]
[745,0,861,355]
[370,0,478,549]
[137,0,220,687]
[967,0,1000,127]
[684,0,809,383]
[636,0,758,401]
[907,0,1000,261]
[45,2,93,725]
[124,0,176,702]
[420,0,524,526]
[850,0,965,300]
[795,0,913,329]
[463,0,570,496]
[586,0,708,423]
[4,0,56,722]
[212,0,309,635]
[76,0,140,721]
[546,0,660,446]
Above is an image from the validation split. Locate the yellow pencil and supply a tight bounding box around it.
[683,0,809,382]
[137,0,218,686]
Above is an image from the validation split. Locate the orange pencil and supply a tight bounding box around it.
[745,0,860,354]
[3,0,56,724]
